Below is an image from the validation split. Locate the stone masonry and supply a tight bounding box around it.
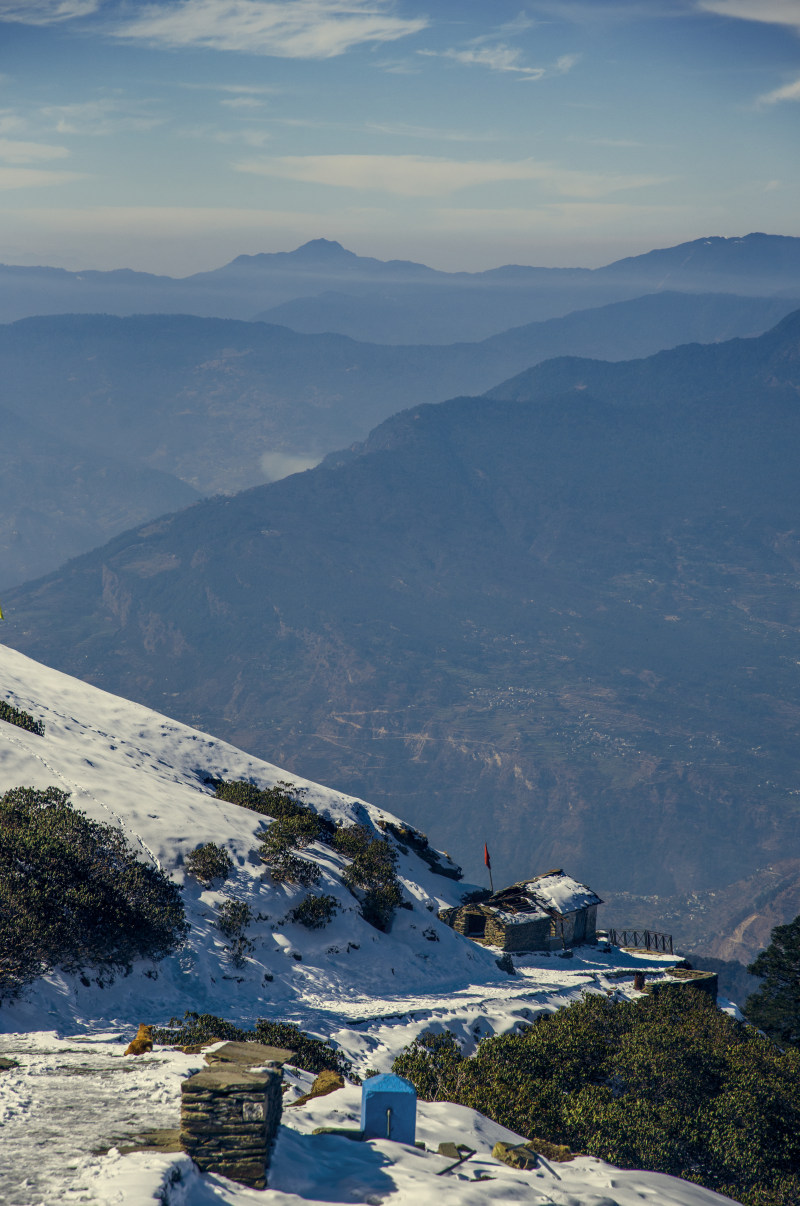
[180,1064,282,1189]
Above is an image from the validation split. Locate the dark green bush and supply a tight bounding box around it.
[288,893,338,929]
[215,779,334,837]
[0,786,187,998]
[185,842,233,887]
[266,850,321,886]
[392,991,800,1205]
[341,835,402,931]
[0,700,44,736]
[216,900,253,967]
[332,823,373,859]
[151,1011,354,1078]
[258,811,326,885]
[260,812,325,857]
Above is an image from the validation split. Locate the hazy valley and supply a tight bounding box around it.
[5,278,800,964]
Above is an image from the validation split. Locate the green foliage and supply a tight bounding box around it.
[267,850,321,886]
[258,809,326,886]
[288,893,338,929]
[0,786,187,999]
[185,842,233,887]
[0,700,44,736]
[340,833,402,931]
[216,900,253,967]
[392,991,800,1205]
[260,811,325,857]
[217,779,332,889]
[332,823,374,859]
[151,1011,354,1078]
[745,913,800,1048]
[215,779,334,837]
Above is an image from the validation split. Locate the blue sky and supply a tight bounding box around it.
[1,0,799,273]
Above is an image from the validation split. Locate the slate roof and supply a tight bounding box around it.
[486,869,602,920]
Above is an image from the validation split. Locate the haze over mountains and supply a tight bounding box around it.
[1,285,796,588]
[6,304,800,961]
[4,232,800,343]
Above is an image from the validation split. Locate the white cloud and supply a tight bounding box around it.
[696,0,800,28]
[220,95,264,108]
[115,0,428,58]
[0,111,27,136]
[419,43,579,81]
[235,152,670,198]
[0,0,100,22]
[41,99,164,136]
[0,139,70,163]
[179,82,278,94]
[757,76,800,104]
[365,120,505,143]
[0,167,83,189]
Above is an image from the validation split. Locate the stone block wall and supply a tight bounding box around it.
[180,1064,282,1189]
[485,914,551,952]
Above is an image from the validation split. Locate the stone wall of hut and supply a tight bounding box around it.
[485,913,552,952]
[439,902,599,953]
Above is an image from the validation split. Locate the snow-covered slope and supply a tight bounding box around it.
[0,645,737,1206]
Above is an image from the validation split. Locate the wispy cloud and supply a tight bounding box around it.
[586,137,647,148]
[0,138,70,163]
[0,110,27,136]
[419,24,579,81]
[41,98,164,136]
[115,0,428,58]
[365,120,506,143]
[178,83,279,94]
[0,0,101,23]
[0,166,83,189]
[758,76,800,104]
[696,0,800,29]
[220,95,265,108]
[235,152,670,198]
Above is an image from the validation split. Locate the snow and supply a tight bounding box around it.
[491,906,549,924]
[0,645,738,1205]
[524,873,602,916]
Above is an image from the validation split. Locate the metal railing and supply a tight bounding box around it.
[607,928,673,954]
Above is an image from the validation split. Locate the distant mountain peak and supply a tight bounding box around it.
[292,238,353,259]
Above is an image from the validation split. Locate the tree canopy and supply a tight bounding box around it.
[393,990,800,1205]
[745,913,800,1049]
[0,786,188,998]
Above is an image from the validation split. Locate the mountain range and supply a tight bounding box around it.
[4,232,800,342]
[5,307,800,960]
[1,289,795,588]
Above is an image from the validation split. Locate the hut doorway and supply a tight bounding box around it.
[465,913,486,938]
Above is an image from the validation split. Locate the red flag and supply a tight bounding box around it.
[484,842,491,870]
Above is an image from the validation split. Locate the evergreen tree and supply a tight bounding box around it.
[745,914,800,1048]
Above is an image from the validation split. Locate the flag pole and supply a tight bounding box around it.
[484,842,494,896]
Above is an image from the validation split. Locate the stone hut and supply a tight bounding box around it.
[440,869,602,954]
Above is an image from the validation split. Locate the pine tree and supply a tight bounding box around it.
[744,914,800,1048]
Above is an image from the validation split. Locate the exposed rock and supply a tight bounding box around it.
[492,1141,539,1170]
[286,1068,345,1107]
[203,1040,295,1067]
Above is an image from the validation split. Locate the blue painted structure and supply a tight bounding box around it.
[360,1073,416,1144]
